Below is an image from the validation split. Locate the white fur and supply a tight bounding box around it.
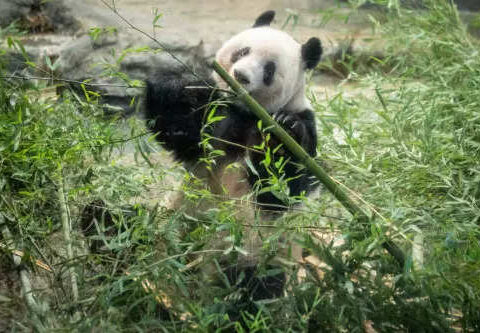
[214,27,311,113]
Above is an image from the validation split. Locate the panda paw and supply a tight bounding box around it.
[273,111,308,145]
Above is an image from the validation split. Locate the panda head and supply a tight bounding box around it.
[214,10,322,113]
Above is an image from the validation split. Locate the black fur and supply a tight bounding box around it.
[252,10,275,28]
[224,265,286,300]
[249,109,318,209]
[233,69,250,85]
[231,47,251,64]
[263,61,276,86]
[144,69,318,211]
[301,37,323,70]
[145,70,217,162]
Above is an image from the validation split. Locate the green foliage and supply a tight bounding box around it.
[1,83,107,228]
[312,0,480,330]
[88,26,118,42]
[1,1,480,331]
[0,64,164,329]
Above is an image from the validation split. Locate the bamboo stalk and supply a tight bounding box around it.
[412,233,424,270]
[57,167,79,302]
[0,216,43,315]
[211,61,405,266]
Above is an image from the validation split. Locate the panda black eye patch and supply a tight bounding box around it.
[231,47,250,63]
[263,61,276,86]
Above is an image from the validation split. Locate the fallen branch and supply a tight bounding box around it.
[212,61,405,267]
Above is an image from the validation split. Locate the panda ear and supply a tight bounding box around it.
[301,37,322,70]
[253,10,275,27]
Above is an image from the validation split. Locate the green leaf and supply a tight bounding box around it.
[245,157,259,176]
[12,128,21,152]
[152,9,164,28]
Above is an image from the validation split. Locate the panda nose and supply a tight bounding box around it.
[234,69,250,85]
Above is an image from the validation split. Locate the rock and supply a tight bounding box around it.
[55,32,208,115]
[0,0,80,33]
[463,12,480,38]
[2,33,75,75]
[454,0,480,11]
[2,50,35,75]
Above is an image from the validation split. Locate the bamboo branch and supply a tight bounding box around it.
[211,61,405,266]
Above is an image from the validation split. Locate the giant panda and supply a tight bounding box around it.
[144,10,322,303]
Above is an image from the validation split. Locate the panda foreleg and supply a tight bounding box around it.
[246,109,318,209]
[273,109,319,195]
[144,72,218,163]
[274,109,317,157]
